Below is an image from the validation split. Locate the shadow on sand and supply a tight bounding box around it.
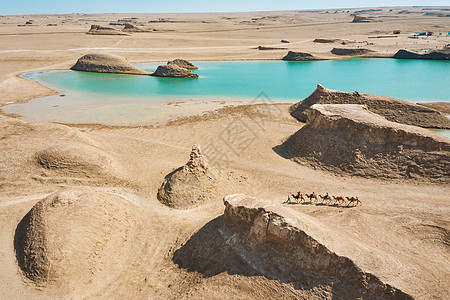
[173,216,411,299]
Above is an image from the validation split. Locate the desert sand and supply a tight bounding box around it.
[0,6,449,300]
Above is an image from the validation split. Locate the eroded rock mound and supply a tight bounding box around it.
[393,48,450,60]
[15,188,139,291]
[418,102,450,115]
[352,15,378,23]
[71,53,150,75]
[331,47,374,56]
[152,64,199,78]
[257,46,287,50]
[87,24,129,35]
[174,194,413,299]
[168,59,198,69]
[313,38,338,43]
[290,84,450,129]
[122,23,144,32]
[35,144,117,177]
[282,51,320,61]
[282,104,450,181]
[157,145,215,208]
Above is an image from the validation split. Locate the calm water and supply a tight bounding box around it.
[2,59,450,126]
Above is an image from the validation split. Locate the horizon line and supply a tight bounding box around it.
[2,5,449,16]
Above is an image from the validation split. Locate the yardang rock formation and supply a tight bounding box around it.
[157,145,215,208]
[87,24,129,35]
[152,63,199,78]
[71,54,150,75]
[394,48,450,60]
[174,194,413,299]
[281,104,450,181]
[282,51,320,61]
[331,47,374,56]
[168,59,198,69]
[290,84,450,129]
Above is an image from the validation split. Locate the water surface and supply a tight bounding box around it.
[3,59,449,126]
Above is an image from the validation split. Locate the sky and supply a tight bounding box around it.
[1,0,449,15]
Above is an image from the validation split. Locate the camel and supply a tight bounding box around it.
[319,194,332,202]
[306,192,317,202]
[346,196,361,206]
[332,196,345,205]
[283,192,304,204]
[290,191,305,203]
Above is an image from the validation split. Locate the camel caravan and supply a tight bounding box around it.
[283,191,361,206]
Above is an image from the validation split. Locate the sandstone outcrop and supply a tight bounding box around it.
[418,102,450,115]
[157,145,215,208]
[290,84,450,129]
[71,53,150,75]
[352,15,378,23]
[152,64,199,78]
[257,46,287,50]
[15,188,140,291]
[313,38,338,43]
[87,24,129,35]
[167,59,198,69]
[174,194,413,299]
[331,47,374,55]
[282,51,320,61]
[122,23,145,32]
[282,104,450,181]
[393,48,450,60]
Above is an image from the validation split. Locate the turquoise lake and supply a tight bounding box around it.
[2,59,450,126]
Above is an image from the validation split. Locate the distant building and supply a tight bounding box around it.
[411,32,427,38]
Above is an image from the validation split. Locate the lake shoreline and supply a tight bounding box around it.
[2,58,448,127]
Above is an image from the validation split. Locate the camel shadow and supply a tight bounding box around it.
[283,201,357,209]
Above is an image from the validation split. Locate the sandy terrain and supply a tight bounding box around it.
[0,7,449,299]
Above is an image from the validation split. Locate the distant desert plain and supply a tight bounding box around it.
[0,6,449,300]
